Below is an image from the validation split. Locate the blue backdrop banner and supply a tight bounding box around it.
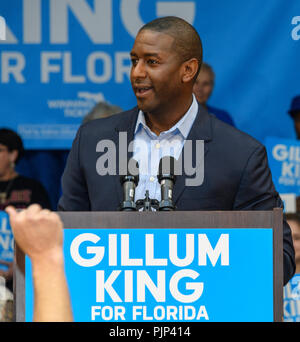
[0,211,13,271]
[265,136,300,196]
[0,0,300,148]
[25,228,274,322]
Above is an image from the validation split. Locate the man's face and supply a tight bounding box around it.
[130,29,184,116]
[0,144,14,178]
[193,69,214,105]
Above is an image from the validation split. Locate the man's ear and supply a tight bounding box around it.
[181,58,199,83]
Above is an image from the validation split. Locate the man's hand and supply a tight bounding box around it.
[5,204,63,263]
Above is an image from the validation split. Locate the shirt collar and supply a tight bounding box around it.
[134,94,198,139]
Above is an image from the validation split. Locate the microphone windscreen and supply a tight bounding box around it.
[120,159,139,185]
[158,156,175,176]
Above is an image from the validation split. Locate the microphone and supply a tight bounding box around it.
[120,160,139,211]
[157,156,176,211]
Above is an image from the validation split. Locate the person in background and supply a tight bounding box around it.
[283,213,300,321]
[0,128,51,303]
[288,95,300,139]
[5,204,73,322]
[286,214,300,275]
[287,95,300,219]
[82,101,122,124]
[193,62,235,127]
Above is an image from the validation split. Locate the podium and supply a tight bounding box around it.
[14,209,283,322]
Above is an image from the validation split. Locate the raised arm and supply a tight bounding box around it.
[6,204,73,322]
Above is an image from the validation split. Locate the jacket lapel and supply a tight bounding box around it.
[113,107,139,204]
[173,104,213,204]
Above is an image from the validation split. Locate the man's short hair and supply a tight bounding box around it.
[139,16,203,79]
[0,128,24,163]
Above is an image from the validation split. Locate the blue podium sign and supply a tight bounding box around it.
[25,228,273,322]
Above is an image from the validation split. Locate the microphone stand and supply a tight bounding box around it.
[158,176,176,211]
[120,175,138,211]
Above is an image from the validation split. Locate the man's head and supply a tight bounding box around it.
[0,128,24,179]
[82,101,122,124]
[288,95,300,139]
[139,16,203,76]
[193,62,215,106]
[130,16,202,118]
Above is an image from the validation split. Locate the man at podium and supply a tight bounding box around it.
[58,16,295,285]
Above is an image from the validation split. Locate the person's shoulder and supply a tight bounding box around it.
[15,175,51,209]
[80,107,138,135]
[15,175,45,188]
[207,105,228,115]
[211,114,263,151]
[207,105,235,127]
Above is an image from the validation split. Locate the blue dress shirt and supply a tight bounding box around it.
[133,95,199,203]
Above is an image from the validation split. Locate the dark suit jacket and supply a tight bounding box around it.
[58,104,295,284]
